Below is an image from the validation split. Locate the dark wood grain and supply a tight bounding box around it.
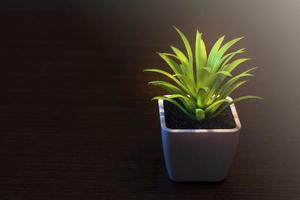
[0,1,300,199]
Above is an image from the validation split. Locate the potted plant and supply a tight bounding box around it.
[144,27,262,182]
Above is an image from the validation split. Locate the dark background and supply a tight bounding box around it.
[0,0,299,199]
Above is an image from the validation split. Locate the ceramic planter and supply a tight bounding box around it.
[158,97,241,182]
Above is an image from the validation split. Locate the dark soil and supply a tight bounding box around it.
[164,101,236,129]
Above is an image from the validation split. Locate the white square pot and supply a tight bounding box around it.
[158,97,241,182]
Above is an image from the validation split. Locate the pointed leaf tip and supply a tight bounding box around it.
[196,30,202,36]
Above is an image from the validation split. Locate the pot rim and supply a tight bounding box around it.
[158,96,241,133]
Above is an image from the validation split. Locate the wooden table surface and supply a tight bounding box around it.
[0,1,300,199]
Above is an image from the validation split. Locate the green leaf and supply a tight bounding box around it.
[174,27,194,83]
[195,31,207,84]
[148,81,185,95]
[211,37,244,72]
[216,71,232,77]
[207,35,225,69]
[198,86,209,93]
[222,58,250,73]
[220,48,245,69]
[220,80,248,99]
[174,27,193,66]
[180,62,195,85]
[167,94,196,111]
[158,52,182,74]
[196,87,209,108]
[205,70,235,105]
[195,108,205,121]
[203,70,233,104]
[210,95,263,118]
[173,74,197,97]
[144,68,190,93]
[161,52,190,77]
[205,99,230,116]
[171,46,188,64]
[217,67,256,96]
[204,70,232,90]
[196,67,211,89]
[152,96,194,119]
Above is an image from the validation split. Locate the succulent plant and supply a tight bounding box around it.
[145,27,262,121]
